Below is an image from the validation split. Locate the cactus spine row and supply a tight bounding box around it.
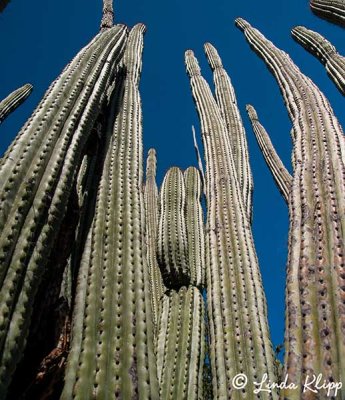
[237,18,345,399]
[310,0,345,26]
[185,47,278,399]
[0,84,33,124]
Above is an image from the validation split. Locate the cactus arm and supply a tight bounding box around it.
[144,148,164,332]
[292,26,345,95]
[0,84,33,124]
[310,0,345,27]
[192,125,206,188]
[237,18,345,398]
[246,104,292,203]
[204,42,253,222]
[61,23,159,399]
[157,167,190,287]
[185,49,278,399]
[100,0,114,31]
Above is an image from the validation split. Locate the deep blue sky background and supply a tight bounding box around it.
[1,0,344,355]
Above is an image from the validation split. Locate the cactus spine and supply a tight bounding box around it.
[237,18,345,399]
[292,26,345,96]
[0,84,33,123]
[185,47,278,399]
[310,0,345,26]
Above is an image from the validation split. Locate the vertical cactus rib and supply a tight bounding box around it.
[144,148,164,332]
[100,0,114,31]
[236,18,345,399]
[0,84,33,124]
[0,25,127,396]
[246,104,292,203]
[292,26,345,96]
[61,23,159,400]
[310,0,345,27]
[184,167,205,288]
[157,167,190,287]
[204,43,253,222]
[185,50,278,399]
[156,287,205,400]
[192,125,206,188]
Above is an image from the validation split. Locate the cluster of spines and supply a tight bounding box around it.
[237,18,345,399]
[310,0,345,26]
[292,26,345,95]
[185,46,278,399]
[0,83,33,124]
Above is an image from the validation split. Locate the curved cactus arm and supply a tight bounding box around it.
[292,26,345,95]
[0,84,33,124]
[156,287,205,400]
[100,0,114,31]
[0,25,128,396]
[237,18,345,399]
[185,49,278,400]
[204,42,253,222]
[61,23,159,400]
[246,104,292,203]
[144,148,164,333]
[157,167,190,287]
[184,167,205,288]
[310,0,345,27]
[192,125,206,190]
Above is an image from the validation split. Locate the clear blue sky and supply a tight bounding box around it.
[1,0,344,354]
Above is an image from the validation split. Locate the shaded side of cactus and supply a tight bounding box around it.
[185,50,278,400]
[61,24,159,400]
[0,25,127,396]
[237,18,345,399]
[246,105,292,203]
[0,83,33,124]
[292,26,345,95]
[204,43,253,222]
[310,0,345,27]
[156,286,205,400]
[144,148,164,332]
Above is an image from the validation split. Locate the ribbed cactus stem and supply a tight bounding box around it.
[185,49,278,399]
[144,148,164,332]
[310,0,345,26]
[156,286,205,400]
[292,26,345,95]
[204,42,253,222]
[246,104,292,203]
[0,25,127,396]
[61,23,159,399]
[0,83,33,123]
[157,167,190,287]
[100,0,114,30]
[237,18,345,399]
[192,125,206,188]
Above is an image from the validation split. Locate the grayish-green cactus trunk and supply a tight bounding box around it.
[185,47,278,400]
[237,18,345,399]
[0,84,33,124]
[310,0,345,26]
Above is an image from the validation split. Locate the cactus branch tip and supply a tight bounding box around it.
[235,17,250,31]
[246,104,258,120]
[204,42,223,70]
[185,50,201,77]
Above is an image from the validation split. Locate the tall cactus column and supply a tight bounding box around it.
[185,50,277,399]
[237,18,345,399]
[61,24,159,400]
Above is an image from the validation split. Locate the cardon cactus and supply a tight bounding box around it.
[0,84,33,124]
[237,17,345,399]
[61,23,159,400]
[0,22,127,395]
[292,26,345,96]
[310,0,345,26]
[185,47,278,399]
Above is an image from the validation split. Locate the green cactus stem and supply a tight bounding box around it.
[61,24,159,400]
[310,0,345,26]
[0,83,33,123]
[156,286,205,400]
[144,148,164,333]
[157,167,190,288]
[0,25,127,396]
[204,43,253,222]
[185,49,278,399]
[246,104,292,203]
[237,18,345,399]
[292,26,345,95]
